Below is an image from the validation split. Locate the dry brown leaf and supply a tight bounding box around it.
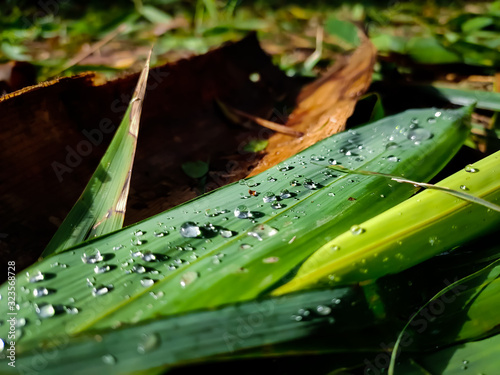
[248,35,376,176]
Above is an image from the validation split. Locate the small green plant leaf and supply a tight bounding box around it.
[243,139,268,152]
[182,161,209,179]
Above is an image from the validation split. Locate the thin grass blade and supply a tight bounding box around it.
[42,51,152,257]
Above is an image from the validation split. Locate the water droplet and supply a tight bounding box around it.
[279,189,292,199]
[350,225,365,235]
[240,244,252,249]
[386,155,400,162]
[427,117,436,123]
[0,338,4,352]
[247,224,278,241]
[385,142,399,150]
[140,278,155,287]
[94,265,111,274]
[179,222,201,238]
[278,164,292,172]
[33,287,49,298]
[234,205,251,219]
[304,179,318,190]
[134,230,145,236]
[460,185,468,191]
[102,354,117,365]
[153,231,168,237]
[35,303,55,319]
[268,176,277,182]
[263,257,279,263]
[429,236,438,246]
[27,271,45,283]
[65,306,79,315]
[137,332,160,354]
[131,238,143,246]
[141,251,156,262]
[310,154,324,161]
[219,229,234,238]
[328,192,336,197]
[263,192,277,203]
[82,249,104,264]
[316,305,331,315]
[130,265,146,274]
[180,271,198,287]
[245,179,257,187]
[92,285,113,297]
[113,245,124,251]
[271,202,283,209]
[328,158,340,165]
[464,164,478,173]
[407,128,432,144]
[290,179,300,187]
[16,317,27,327]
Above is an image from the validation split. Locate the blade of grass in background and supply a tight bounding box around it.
[42,51,151,257]
[274,150,500,294]
[0,106,471,353]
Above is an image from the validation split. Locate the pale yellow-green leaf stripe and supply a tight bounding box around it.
[273,150,500,294]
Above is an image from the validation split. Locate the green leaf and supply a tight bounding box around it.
[42,51,151,257]
[140,5,173,24]
[181,161,209,179]
[370,34,407,54]
[0,107,470,353]
[4,287,373,374]
[418,333,500,374]
[243,139,269,153]
[276,148,500,294]
[461,16,494,33]
[406,37,462,64]
[324,18,360,47]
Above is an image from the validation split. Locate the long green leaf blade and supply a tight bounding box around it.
[42,52,151,257]
[2,287,371,374]
[0,107,470,353]
[275,150,500,294]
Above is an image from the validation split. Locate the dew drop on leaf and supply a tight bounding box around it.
[137,332,160,354]
[464,164,478,173]
[94,265,111,274]
[263,192,276,203]
[234,205,251,219]
[92,285,113,297]
[180,271,198,288]
[27,271,45,283]
[35,303,55,319]
[316,305,332,315]
[33,287,49,298]
[102,354,117,365]
[247,224,278,241]
[350,225,365,235]
[179,222,201,238]
[140,278,155,287]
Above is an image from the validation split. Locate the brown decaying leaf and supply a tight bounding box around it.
[248,35,376,176]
